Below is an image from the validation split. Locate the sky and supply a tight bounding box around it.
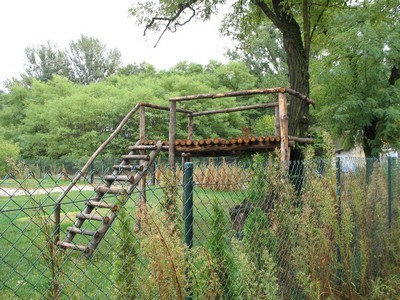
[0,0,231,89]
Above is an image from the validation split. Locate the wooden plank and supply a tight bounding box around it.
[139,106,146,140]
[141,103,192,114]
[169,101,176,169]
[128,145,157,151]
[189,102,278,116]
[121,154,150,161]
[95,186,126,195]
[67,227,99,238]
[275,106,281,136]
[279,92,289,162]
[188,115,194,140]
[76,213,110,223]
[170,87,315,105]
[170,87,285,101]
[57,241,90,253]
[112,165,143,171]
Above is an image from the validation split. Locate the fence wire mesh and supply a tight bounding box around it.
[1,156,399,299]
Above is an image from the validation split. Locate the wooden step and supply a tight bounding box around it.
[128,145,157,151]
[57,241,90,253]
[121,154,150,161]
[95,186,126,195]
[67,226,100,238]
[104,174,135,183]
[85,200,119,212]
[112,164,144,171]
[76,213,110,223]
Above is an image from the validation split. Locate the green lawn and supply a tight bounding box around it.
[0,183,245,299]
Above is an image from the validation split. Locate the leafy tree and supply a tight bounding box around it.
[0,135,19,175]
[24,42,69,82]
[68,35,121,85]
[313,0,400,158]
[129,0,349,148]
[22,36,121,85]
[3,62,256,161]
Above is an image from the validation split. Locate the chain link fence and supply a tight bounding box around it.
[1,155,399,299]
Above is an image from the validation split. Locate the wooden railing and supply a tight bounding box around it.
[168,87,314,166]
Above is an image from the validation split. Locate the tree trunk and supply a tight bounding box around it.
[255,0,311,140]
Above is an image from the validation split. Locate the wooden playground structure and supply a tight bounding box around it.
[54,87,314,256]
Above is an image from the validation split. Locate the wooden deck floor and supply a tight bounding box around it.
[141,136,301,157]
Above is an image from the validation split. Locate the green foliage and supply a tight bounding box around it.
[0,135,20,175]
[112,193,139,300]
[188,247,222,299]
[68,35,121,85]
[246,153,268,202]
[312,1,400,156]
[0,62,260,161]
[25,41,69,82]
[23,35,121,85]
[140,209,187,300]
[252,114,276,136]
[208,200,241,299]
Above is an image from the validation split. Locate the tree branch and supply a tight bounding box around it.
[144,1,197,47]
[310,0,330,42]
[252,0,281,28]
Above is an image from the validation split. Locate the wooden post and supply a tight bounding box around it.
[278,92,289,162]
[169,101,177,170]
[136,105,147,232]
[139,105,146,141]
[187,115,194,140]
[274,106,281,137]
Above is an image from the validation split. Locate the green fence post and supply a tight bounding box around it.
[336,157,342,222]
[336,157,342,285]
[183,162,194,300]
[388,156,393,230]
[183,162,194,248]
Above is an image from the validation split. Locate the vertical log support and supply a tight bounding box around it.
[278,92,289,162]
[136,104,147,232]
[169,101,177,170]
[274,106,281,137]
[139,105,146,141]
[187,115,194,140]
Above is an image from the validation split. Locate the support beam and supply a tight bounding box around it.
[169,101,176,169]
[187,115,194,140]
[275,106,280,137]
[139,105,146,141]
[279,93,289,162]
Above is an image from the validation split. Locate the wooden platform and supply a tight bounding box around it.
[140,136,308,157]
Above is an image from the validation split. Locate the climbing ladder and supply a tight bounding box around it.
[56,140,163,257]
[54,88,314,257]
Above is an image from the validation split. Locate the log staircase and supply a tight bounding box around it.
[56,140,163,257]
[54,88,314,257]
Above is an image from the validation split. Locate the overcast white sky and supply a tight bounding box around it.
[0,0,231,89]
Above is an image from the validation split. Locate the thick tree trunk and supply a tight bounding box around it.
[283,30,310,137]
[255,0,310,140]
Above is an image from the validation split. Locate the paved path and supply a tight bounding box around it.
[0,185,95,197]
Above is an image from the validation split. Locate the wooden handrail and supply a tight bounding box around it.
[169,87,315,106]
[189,102,278,117]
[54,103,141,242]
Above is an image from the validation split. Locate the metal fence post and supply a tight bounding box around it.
[336,157,342,285]
[388,156,393,230]
[336,157,342,222]
[183,162,194,249]
[183,162,194,300]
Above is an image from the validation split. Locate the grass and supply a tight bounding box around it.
[0,181,245,299]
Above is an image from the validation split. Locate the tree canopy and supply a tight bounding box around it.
[0,61,265,162]
[22,35,121,85]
